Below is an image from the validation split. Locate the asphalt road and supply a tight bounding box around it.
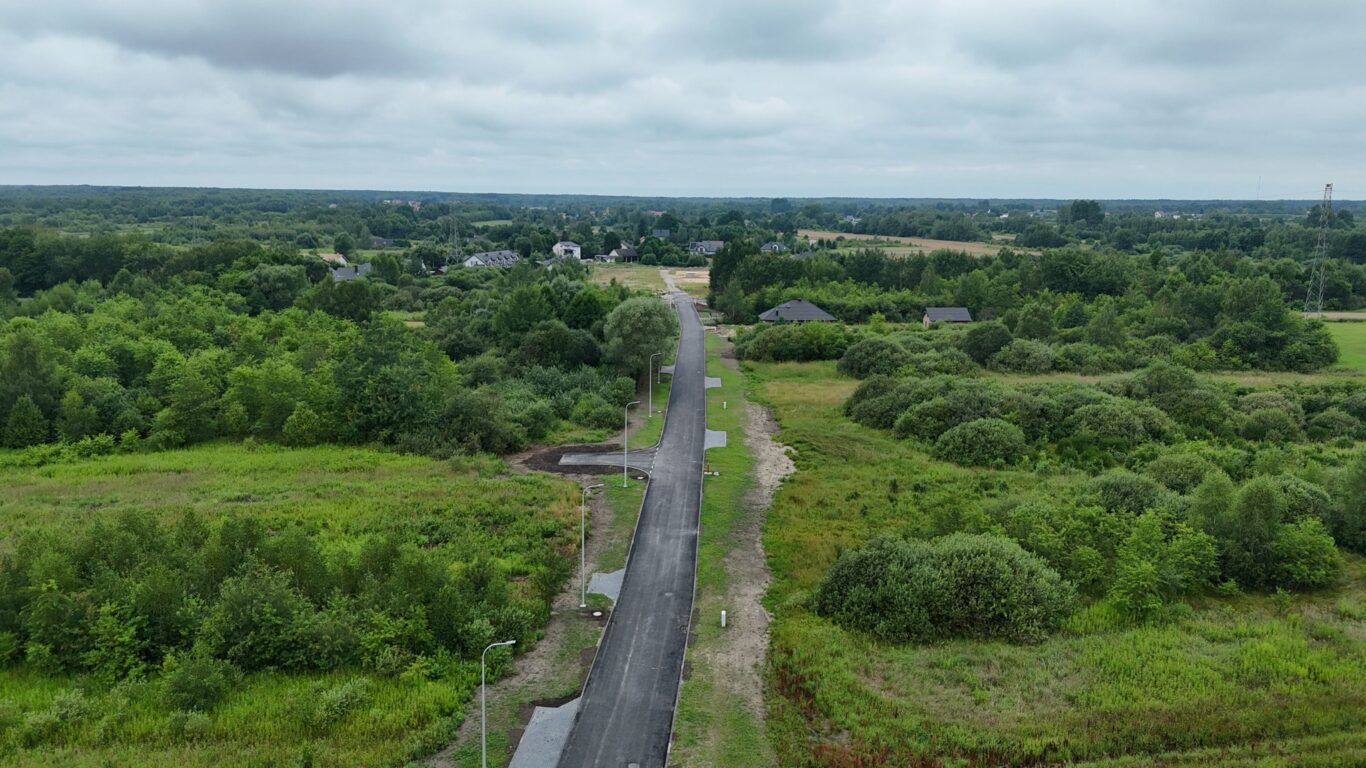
[557,293,706,768]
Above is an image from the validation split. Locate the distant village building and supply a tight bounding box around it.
[370,236,395,248]
[317,252,348,267]
[650,228,671,239]
[330,263,374,281]
[758,299,836,323]
[760,241,787,253]
[552,241,582,259]
[687,240,725,256]
[463,250,521,268]
[922,307,973,329]
[609,245,639,262]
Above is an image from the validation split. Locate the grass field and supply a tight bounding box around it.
[588,263,667,293]
[1326,321,1366,372]
[750,360,1366,767]
[0,444,580,767]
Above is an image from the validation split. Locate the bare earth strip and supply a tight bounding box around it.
[798,228,1022,257]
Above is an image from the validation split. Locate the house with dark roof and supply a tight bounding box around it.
[317,252,348,267]
[463,250,521,268]
[609,245,639,262]
[922,307,973,328]
[650,228,671,239]
[760,241,787,253]
[758,299,836,323]
[330,263,374,281]
[687,240,725,256]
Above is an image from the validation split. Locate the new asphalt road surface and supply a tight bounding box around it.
[557,291,706,767]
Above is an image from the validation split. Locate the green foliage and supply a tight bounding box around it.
[603,296,676,374]
[931,418,1025,467]
[163,652,239,712]
[735,321,851,362]
[961,320,1013,364]
[837,336,908,378]
[814,534,1075,644]
[3,394,48,447]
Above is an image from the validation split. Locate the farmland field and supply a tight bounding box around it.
[0,444,580,767]
[750,360,1366,767]
[797,228,1016,257]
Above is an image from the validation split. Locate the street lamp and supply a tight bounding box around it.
[623,400,639,487]
[580,483,604,608]
[481,639,516,768]
[649,352,663,413]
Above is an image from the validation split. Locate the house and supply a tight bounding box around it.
[552,240,582,259]
[463,250,521,268]
[609,245,639,262]
[922,307,973,328]
[760,241,787,253]
[650,228,671,239]
[758,299,836,323]
[330,263,374,281]
[317,252,348,267]
[687,240,725,256]
[370,236,395,248]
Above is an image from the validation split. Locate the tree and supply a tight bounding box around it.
[1013,301,1055,340]
[602,297,676,376]
[962,321,1013,364]
[3,394,48,447]
[333,232,356,258]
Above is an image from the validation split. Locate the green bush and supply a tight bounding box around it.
[1144,452,1216,493]
[1307,407,1360,440]
[1090,471,1164,515]
[1240,408,1302,442]
[837,337,909,378]
[989,339,1057,373]
[163,652,238,712]
[931,418,1026,467]
[814,534,1076,644]
[1272,518,1342,589]
[961,321,1013,364]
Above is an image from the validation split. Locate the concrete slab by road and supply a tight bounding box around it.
[587,569,624,603]
[704,376,722,389]
[510,698,580,768]
[704,429,727,450]
[559,450,656,471]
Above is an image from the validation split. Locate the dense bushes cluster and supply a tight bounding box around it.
[0,510,560,695]
[814,534,1076,644]
[845,361,1366,469]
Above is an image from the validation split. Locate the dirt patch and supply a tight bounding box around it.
[514,443,622,476]
[797,228,1023,257]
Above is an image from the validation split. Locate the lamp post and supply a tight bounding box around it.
[580,483,604,608]
[649,352,663,414]
[623,400,639,488]
[481,639,516,768]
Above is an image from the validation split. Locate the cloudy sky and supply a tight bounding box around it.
[0,0,1361,198]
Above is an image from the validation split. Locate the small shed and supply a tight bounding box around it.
[759,299,836,323]
[922,307,973,329]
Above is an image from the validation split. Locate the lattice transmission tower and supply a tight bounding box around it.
[1303,183,1333,315]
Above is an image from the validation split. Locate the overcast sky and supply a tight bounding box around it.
[0,0,1361,199]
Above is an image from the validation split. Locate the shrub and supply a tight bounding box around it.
[961,321,1014,364]
[1307,407,1360,440]
[1272,518,1342,589]
[1240,408,1302,442]
[1090,471,1164,515]
[989,339,1056,373]
[814,534,1075,644]
[736,322,850,362]
[837,337,909,378]
[1144,452,1216,494]
[931,418,1026,467]
[163,652,238,712]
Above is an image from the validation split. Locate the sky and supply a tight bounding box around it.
[0,0,1362,199]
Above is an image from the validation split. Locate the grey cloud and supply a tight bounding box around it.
[1,0,1364,197]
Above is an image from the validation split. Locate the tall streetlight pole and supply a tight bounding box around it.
[623,400,639,488]
[649,352,662,415]
[580,483,604,608]
[481,639,516,768]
